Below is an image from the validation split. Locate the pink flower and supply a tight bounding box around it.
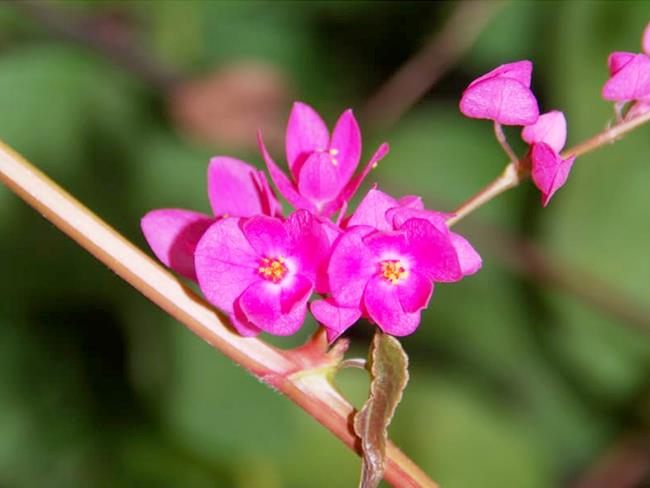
[311,188,481,341]
[603,23,650,116]
[194,210,329,337]
[141,156,280,280]
[521,111,576,206]
[258,101,389,217]
[459,61,539,126]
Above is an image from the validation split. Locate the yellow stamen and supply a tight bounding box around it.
[380,260,408,285]
[258,256,287,283]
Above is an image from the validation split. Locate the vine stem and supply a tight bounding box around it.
[0,140,437,488]
[447,109,650,227]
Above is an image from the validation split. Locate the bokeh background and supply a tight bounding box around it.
[1,1,650,487]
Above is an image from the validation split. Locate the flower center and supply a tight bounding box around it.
[380,260,409,285]
[315,147,339,166]
[258,256,288,283]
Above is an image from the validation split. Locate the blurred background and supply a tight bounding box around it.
[0,1,649,487]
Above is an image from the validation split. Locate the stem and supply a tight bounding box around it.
[0,140,438,488]
[493,121,520,164]
[449,109,650,227]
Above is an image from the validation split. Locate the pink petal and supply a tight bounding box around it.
[469,60,533,89]
[363,231,409,259]
[397,195,424,210]
[608,51,636,76]
[255,170,283,217]
[285,101,330,177]
[530,142,576,207]
[285,210,331,292]
[449,232,482,276]
[310,299,362,343]
[238,276,312,335]
[386,207,449,234]
[602,54,650,101]
[521,110,567,153]
[258,131,318,213]
[363,275,421,336]
[326,142,390,217]
[329,109,362,184]
[460,77,539,125]
[643,22,650,56]
[194,218,259,314]
[396,270,433,314]
[141,209,214,281]
[242,215,290,257]
[400,218,462,282]
[230,303,262,337]
[347,187,398,230]
[207,156,277,218]
[297,152,342,207]
[328,226,377,307]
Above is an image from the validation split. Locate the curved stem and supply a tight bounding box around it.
[449,109,650,227]
[0,140,438,488]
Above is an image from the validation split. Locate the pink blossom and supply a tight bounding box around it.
[141,156,280,280]
[311,188,481,341]
[603,23,650,113]
[529,142,576,207]
[195,210,329,337]
[520,111,576,206]
[459,61,539,125]
[258,101,389,217]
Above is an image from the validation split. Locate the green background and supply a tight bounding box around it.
[0,1,649,487]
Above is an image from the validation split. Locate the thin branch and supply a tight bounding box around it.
[493,121,519,164]
[362,0,505,130]
[448,109,650,227]
[0,140,438,488]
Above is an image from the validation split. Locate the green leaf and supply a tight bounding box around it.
[354,332,409,488]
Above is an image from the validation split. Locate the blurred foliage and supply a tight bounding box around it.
[0,1,649,487]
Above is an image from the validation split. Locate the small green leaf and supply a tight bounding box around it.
[354,332,409,488]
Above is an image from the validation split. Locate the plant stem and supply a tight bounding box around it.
[448,109,650,227]
[0,140,438,488]
[493,121,520,164]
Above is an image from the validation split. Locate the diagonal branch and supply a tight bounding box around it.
[0,140,438,488]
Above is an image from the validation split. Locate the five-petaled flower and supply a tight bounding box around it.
[522,111,576,206]
[258,102,389,218]
[195,210,329,337]
[311,189,481,342]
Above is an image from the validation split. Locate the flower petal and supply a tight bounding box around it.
[329,109,362,184]
[328,226,377,307]
[194,218,259,313]
[285,210,330,292]
[207,156,277,218]
[460,77,539,126]
[230,302,262,337]
[347,187,398,230]
[400,218,462,282]
[608,51,636,76]
[297,152,342,207]
[530,142,576,207]
[363,275,421,336]
[386,207,449,234]
[602,54,650,101]
[521,110,567,153]
[239,277,311,335]
[258,131,317,213]
[469,60,533,89]
[396,270,433,314]
[242,215,291,257]
[310,299,362,343]
[449,232,482,276]
[141,209,214,281]
[285,101,330,177]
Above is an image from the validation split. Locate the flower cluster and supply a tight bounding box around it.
[142,102,481,340]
